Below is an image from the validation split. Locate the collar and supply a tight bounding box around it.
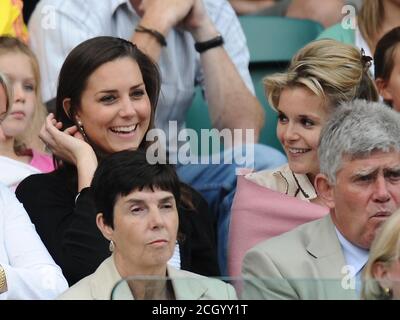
[335,227,369,276]
[273,165,318,200]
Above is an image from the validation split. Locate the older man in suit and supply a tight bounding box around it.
[241,100,400,300]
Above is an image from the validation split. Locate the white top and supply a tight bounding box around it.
[0,183,68,299]
[28,0,254,150]
[0,156,40,191]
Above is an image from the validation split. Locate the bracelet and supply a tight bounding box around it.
[135,25,167,47]
[194,34,224,53]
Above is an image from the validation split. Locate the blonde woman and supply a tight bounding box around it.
[362,210,400,300]
[318,0,400,76]
[244,39,378,203]
[0,36,52,189]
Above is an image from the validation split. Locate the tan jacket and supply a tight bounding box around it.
[241,215,358,300]
[245,164,317,201]
[59,256,237,300]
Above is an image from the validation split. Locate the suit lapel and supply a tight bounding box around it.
[168,265,208,300]
[306,215,358,300]
[89,256,129,300]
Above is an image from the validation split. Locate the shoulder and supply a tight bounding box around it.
[58,275,93,300]
[59,257,117,300]
[16,169,74,204]
[171,268,237,299]
[317,23,355,44]
[245,163,291,192]
[246,216,326,262]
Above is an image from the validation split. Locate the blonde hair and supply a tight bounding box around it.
[362,211,400,300]
[265,39,379,111]
[358,0,385,53]
[0,36,47,153]
[0,72,13,119]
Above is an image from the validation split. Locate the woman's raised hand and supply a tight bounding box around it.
[40,113,98,190]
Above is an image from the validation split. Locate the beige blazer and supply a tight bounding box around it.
[58,256,237,300]
[241,215,358,300]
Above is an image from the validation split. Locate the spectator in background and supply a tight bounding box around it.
[318,0,400,77]
[28,0,287,275]
[362,209,400,300]
[16,36,220,285]
[242,100,400,299]
[374,26,400,112]
[0,72,68,300]
[0,0,28,43]
[60,150,237,300]
[0,36,52,190]
[229,0,363,28]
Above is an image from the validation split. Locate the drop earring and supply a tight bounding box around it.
[76,119,88,140]
[109,240,115,252]
[383,287,392,298]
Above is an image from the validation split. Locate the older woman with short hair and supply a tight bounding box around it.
[59,150,236,300]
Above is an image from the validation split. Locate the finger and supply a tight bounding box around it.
[73,131,85,140]
[64,125,79,136]
[55,121,63,129]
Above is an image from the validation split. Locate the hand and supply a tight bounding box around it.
[39,114,97,168]
[138,0,201,33]
[139,0,216,42]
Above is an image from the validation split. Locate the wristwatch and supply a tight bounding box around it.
[194,34,224,53]
[0,264,7,293]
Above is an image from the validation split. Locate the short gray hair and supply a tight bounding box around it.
[319,99,400,184]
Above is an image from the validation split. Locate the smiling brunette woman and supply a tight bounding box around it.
[15,36,220,285]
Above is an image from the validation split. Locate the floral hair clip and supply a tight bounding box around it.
[360,48,373,70]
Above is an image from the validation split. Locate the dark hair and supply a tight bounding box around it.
[375,27,400,83]
[91,150,181,228]
[55,36,160,164]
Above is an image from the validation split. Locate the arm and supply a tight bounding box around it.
[1,186,68,299]
[241,247,299,300]
[130,0,264,142]
[16,176,110,286]
[190,0,264,142]
[179,184,220,276]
